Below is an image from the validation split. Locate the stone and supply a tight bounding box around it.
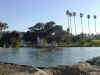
[72,62,93,71]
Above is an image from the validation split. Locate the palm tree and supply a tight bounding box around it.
[94,15,97,34]
[69,12,72,34]
[66,10,70,32]
[80,13,84,34]
[2,22,8,31]
[87,14,91,35]
[0,22,8,32]
[0,22,3,32]
[73,12,76,35]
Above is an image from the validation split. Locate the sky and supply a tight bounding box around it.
[0,0,100,34]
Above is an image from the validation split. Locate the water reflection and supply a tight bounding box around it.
[0,47,100,67]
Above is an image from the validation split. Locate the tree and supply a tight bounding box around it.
[23,31,37,46]
[87,14,91,35]
[66,10,70,32]
[28,21,57,46]
[10,31,20,48]
[0,31,19,48]
[0,22,8,32]
[94,15,97,34]
[29,22,44,31]
[10,31,19,39]
[80,13,84,34]
[0,32,11,47]
[29,22,45,45]
[73,12,77,35]
[69,12,72,34]
[62,31,73,44]
[44,21,56,32]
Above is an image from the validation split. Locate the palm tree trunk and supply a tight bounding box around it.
[67,16,70,31]
[74,16,76,35]
[81,18,83,34]
[88,19,90,35]
[95,19,96,34]
[70,17,72,34]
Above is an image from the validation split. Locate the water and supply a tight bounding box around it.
[0,47,100,67]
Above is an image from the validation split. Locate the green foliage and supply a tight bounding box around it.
[10,37,19,48]
[0,22,8,32]
[78,38,88,44]
[0,31,20,48]
[28,21,64,44]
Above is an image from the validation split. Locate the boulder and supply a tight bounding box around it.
[72,62,93,71]
[86,56,100,66]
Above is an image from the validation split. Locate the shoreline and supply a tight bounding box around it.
[0,57,100,75]
[1,46,100,49]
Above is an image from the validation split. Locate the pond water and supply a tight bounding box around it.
[0,47,100,67]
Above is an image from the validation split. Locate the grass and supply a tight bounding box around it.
[56,41,100,47]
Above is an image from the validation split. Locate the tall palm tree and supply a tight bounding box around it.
[69,12,72,34]
[73,12,76,35]
[94,15,97,34]
[87,14,91,35]
[80,13,84,34]
[66,10,70,32]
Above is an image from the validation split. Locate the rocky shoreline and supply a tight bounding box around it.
[1,57,100,75]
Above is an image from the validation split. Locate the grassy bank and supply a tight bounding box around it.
[56,41,100,47]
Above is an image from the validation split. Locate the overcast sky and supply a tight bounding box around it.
[0,0,100,34]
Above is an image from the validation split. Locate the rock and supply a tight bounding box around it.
[86,56,100,66]
[86,58,95,65]
[48,65,89,75]
[72,62,93,71]
[72,62,100,73]
[0,62,89,75]
[89,72,100,75]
